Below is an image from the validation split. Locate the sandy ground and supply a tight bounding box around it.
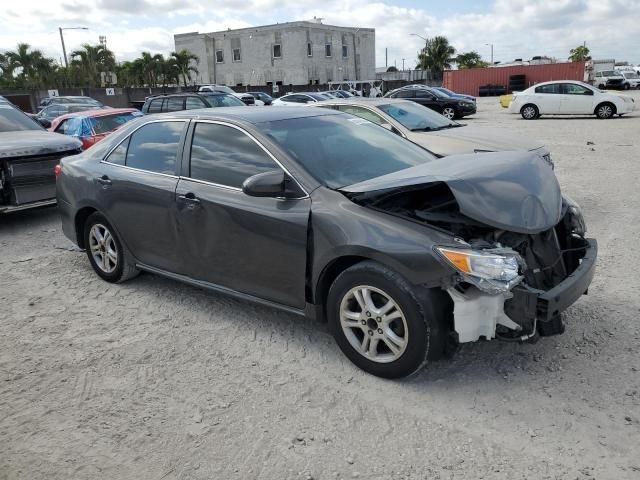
[2,91,640,480]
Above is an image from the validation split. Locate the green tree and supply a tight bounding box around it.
[170,49,199,87]
[70,43,116,86]
[455,51,489,69]
[3,43,57,88]
[569,45,591,62]
[137,52,166,87]
[416,36,456,80]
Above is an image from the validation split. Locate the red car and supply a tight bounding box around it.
[49,108,144,149]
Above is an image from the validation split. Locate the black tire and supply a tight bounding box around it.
[84,212,139,283]
[441,105,457,119]
[520,103,539,120]
[595,102,615,119]
[623,83,630,90]
[327,261,450,379]
[598,83,606,89]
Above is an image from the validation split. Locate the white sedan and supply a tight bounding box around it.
[508,80,635,119]
[271,93,328,106]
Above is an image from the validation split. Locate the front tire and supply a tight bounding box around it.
[595,102,615,119]
[520,104,539,120]
[84,212,139,283]
[327,261,449,379]
[441,106,457,120]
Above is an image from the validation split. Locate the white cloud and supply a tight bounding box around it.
[0,0,638,67]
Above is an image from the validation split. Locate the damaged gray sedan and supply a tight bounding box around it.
[56,108,596,378]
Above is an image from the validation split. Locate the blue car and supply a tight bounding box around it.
[433,87,476,103]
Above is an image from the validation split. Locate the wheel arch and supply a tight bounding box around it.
[313,255,370,321]
[74,206,98,248]
[594,101,616,116]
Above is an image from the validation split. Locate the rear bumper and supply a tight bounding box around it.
[505,238,597,323]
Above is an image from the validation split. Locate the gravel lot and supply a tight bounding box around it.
[2,92,640,480]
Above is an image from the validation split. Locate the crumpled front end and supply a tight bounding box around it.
[435,197,596,342]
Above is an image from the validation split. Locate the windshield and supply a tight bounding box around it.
[201,94,245,107]
[210,86,235,95]
[435,87,454,96]
[0,104,42,132]
[429,88,450,99]
[378,102,458,131]
[258,114,436,189]
[308,93,327,101]
[88,111,143,134]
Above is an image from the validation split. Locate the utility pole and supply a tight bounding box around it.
[385,48,388,68]
[402,58,405,71]
[352,28,361,81]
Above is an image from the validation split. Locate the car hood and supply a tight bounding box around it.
[341,151,562,234]
[406,124,546,157]
[0,130,82,158]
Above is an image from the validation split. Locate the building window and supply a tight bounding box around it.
[325,44,332,57]
[233,48,241,62]
[307,43,312,57]
[215,50,224,63]
[272,44,281,58]
[342,45,348,58]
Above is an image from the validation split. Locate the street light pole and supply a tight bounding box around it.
[410,33,429,83]
[485,43,494,64]
[59,26,88,68]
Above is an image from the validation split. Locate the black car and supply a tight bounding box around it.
[56,108,596,378]
[384,86,476,119]
[140,93,245,114]
[247,92,273,105]
[0,103,82,212]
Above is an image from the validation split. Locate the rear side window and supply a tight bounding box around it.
[535,84,560,94]
[186,97,207,109]
[393,90,414,98]
[105,137,129,166]
[125,121,185,174]
[189,122,279,188]
[147,98,164,113]
[167,97,184,112]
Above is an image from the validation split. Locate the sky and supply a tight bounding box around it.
[1,0,639,68]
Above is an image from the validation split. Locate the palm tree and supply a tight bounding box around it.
[170,49,199,87]
[3,43,57,88]
[138,52,166,87]
[417,36,456,80]
[71,43,116,86]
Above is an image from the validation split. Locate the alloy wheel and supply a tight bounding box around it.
[89,223,118,274]
[522,106,537,119]
[339,285,408,363]
[442,107,455,119]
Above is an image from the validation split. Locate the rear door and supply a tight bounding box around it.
[532,83,561,113]
[95,119,188,272]
[175,120,310,308]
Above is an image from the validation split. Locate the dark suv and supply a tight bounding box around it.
[141,93,245,114]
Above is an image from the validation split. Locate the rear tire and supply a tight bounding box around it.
[520,104,539,120]
[327,261,450,378]
[595,102,615,119]
[84,212,139,283]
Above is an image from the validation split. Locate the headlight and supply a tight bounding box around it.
[436,246,524,294]
[563,195,586,235]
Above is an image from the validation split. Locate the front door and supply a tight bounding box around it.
[176,121,310,308]
[96,120,188,272]
[559,83,595,114]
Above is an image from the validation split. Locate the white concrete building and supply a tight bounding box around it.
[174,20,375,87]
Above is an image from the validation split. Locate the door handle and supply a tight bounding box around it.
[178,192,200,205]
[96,175,112,186]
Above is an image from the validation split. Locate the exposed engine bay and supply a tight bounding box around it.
[350,181,595,343]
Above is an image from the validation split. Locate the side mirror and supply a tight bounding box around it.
[38,118,51,128]
[242,170,304,198]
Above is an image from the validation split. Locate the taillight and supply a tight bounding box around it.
[54,164,62,177]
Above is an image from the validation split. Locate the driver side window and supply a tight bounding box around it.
[189,122,281,188]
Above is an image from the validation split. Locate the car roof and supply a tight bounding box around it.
[143,105,341,124]
[531,80,590,87]
[316,97,410,107]
[53,107,139,122]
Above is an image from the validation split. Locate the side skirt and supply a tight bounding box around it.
[136,262,309,318]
